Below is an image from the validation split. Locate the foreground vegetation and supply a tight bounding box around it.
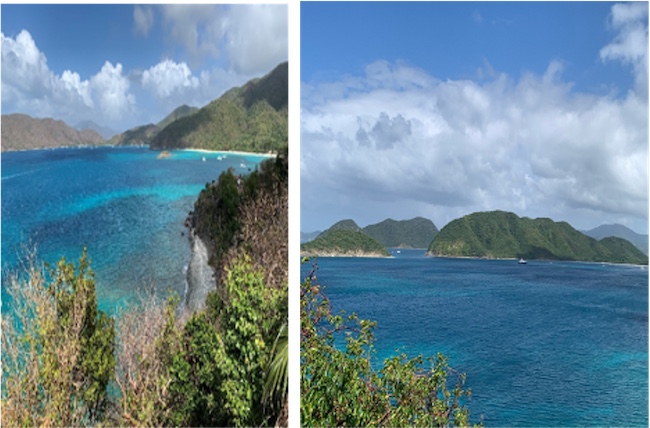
[2,148,288,426]
[301,262,480,426]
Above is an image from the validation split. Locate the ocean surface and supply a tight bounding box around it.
[303,249,648,427]
[2,146,269,315]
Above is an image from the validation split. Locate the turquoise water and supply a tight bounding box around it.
[2,146,268,314]
[303,250,648,426]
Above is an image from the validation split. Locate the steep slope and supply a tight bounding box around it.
[107,104,198,147]
[149,62,288,153]
[363,217,438,248]
[300,231,322,243]
[108,124,160,146]
[301,230,390,258]
[157,104,199,130]
[324,219,362,233]
[427,210,647,264]
[583,224,648,255]
[1,114,105,152]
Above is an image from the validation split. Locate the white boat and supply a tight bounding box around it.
[518,258,527,264]
[202,156,206,162]
[217,156,223,161]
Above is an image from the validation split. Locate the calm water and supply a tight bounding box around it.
[2,146,268,314]
[303,249,648,427]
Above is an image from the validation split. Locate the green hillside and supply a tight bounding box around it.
[108,124,160,146]
[157,104,199,130]
[325,219,362,233]
[149,62,288,153]
[427,210,648,264]
[301,230,390,257]
[363,217,438,248]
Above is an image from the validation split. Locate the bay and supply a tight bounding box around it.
[303,249,648,426]
[1,146,269,314]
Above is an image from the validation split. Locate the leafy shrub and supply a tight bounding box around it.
[1,248,115,426]
[301,261,479,427]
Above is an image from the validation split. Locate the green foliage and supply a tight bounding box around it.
[428,210,648,264]
[363,217,439,249]
[301,263,479,427]
[2,248,115,426]
[192,146,288,271]
[157,104,199,130]
[149,62,288,153]
[108,123,160,146]
[301,229,391,257]
[167,254,287,427]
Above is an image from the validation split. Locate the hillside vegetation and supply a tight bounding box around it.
[363,217,439,248]
[301,229,390,257]
[108,105,198,147]
[1,114,105,152]
[149,62,288,153]
[427,210,648,264]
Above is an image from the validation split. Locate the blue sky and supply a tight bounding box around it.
[301,2,648,234]
[2,4,287,133]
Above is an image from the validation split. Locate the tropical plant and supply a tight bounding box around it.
[301,261,480,427]
[1,248,115,426]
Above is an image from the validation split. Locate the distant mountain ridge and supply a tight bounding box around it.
[1,113,105,152]
[149,62,288,153]
[74,120,117,140]
[363,217,439,248]
[427,210,647,265]
[300,231,322,243]
[582,224,648,255]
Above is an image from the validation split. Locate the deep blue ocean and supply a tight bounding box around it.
[1,146,269,314]
[303,249,648,427]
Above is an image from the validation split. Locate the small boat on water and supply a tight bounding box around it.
[518,258,527,264]
[202,156,206,162]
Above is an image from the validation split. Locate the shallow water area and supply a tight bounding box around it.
[2,146,267,315]
[303,249,648,426]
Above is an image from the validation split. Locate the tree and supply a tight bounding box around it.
[301,260,480,427]
[2,249,115,426]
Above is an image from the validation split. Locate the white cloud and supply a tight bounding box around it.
[600,2,648,96]
[133,5,154,37]
[160,5,224,66]
[142,59,199,99]
[225,4,288,74]
[90,62,135,121]
[302,25,648,233]
[157,4,287,74]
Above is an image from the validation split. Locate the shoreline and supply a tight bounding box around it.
[179,148,276,158]
[426,253,648,266]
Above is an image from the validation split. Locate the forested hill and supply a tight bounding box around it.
[1,113,105,152]
[363,217,438,248]
[301,229,390,258]
[108,105,199,147]
[427,210,648,265]
[149,62,288,153]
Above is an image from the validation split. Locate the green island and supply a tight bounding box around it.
[427,210,648,265]
[300,217,440,257]
[301,229,391,258]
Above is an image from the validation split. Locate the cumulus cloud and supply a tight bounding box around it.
[1,30,135,128]
[142,59,199,99]
[301,10,648,232]
[90,61,135,121]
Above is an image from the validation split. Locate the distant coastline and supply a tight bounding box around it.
[180,148,276,158]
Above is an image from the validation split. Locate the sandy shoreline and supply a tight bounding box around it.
[180,148,276,158]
